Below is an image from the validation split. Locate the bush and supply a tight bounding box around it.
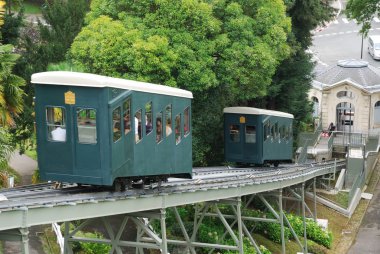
[286,213,332,248]
[74,231,111,254]
[306,220,332,248]
[31,169,40,184]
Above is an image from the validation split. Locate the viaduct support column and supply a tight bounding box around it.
[301,183,308,254]
[279,189,285,254]
[160,208,168,254]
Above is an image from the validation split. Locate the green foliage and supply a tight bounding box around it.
[71,0,292,166]
[252,0,334,148]
[31,168,39,184]
[286,0,335,48]
[286,213,333,248]
[47,61,85,72]
[308,239,329,254]
[0,164,21,188]
[346,0,380,36]
[0,1,5,28]
[37,0,89,63]
[73,231,111,254]
[0,127,13,168]
[0,44,26,126]
[11,0,89,153]
[1,8,24,45]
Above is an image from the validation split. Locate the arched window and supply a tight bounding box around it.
[312,96,319,117]
[374,101,380,124]
[337,90,354,99]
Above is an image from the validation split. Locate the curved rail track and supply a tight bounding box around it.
[0,160,345,212]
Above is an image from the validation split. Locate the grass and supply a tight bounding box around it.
[40,227,61,254]
[318,191,349,208]
[25,148,37,161]
[12,1,42,15]
[254,233,302,254]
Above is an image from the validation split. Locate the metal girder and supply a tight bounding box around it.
[37,187,318,254]
[0,162,344,232]
[0,162,345,253]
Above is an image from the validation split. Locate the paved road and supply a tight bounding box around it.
[347,178,380,254]
[311,0,380,69]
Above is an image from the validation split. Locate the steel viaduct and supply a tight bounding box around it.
[0,161,345,254]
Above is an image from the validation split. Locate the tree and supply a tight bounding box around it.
[37,0,90,63]
[254,0,334,143]
[287,0,335,48]
[0,44,25,126]
[0,0,5,29]
[346,0,380,35]
[70,0,292,165]
[10,0,89,153]
[0,127,13,168]
[1,7,24,45]
[1,0,24,166]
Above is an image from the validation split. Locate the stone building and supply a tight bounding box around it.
[309,59,380,132]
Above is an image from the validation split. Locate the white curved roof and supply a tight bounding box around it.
[224,107,294,119]
[31,71,193,99]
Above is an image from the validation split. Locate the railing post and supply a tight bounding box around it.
[301,183,308,254]
[279,189,286,254]
[313,178,317,222]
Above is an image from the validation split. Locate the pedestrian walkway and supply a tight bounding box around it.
[2,151,45,254]
[347,172,380,253]
[8,152,37,185]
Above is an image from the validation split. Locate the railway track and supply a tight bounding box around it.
[0,160,345,212]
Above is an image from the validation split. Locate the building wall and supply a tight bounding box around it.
[309,81,373,132]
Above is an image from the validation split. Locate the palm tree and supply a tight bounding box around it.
[0,127,12,168]
[0,44,25,126]
[0,1,4,27]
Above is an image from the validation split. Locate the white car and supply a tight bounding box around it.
[368,35,380,60]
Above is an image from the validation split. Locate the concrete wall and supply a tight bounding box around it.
[309,81,376,132]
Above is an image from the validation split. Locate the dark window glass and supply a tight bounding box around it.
[145,101,152,135]
[156,112,163,143]
[113,107,121,142]
[123,99,131,135]
[274,123,278,139]
[230,125,240,142]
[77,108,97,144]
[264,121,270,141]
[184,107,190,136]
[166,105,172,137]
[271,124,275,139]
[245,125,256,143]
[175,114,181,144]
[46,107,66,142]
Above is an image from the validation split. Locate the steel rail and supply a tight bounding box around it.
[0,160,344,212]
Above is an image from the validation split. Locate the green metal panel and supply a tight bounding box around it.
[35,84,109,185]
[111,90,192,179]
[224,113,293,164]
[224,113,262,163]
[262,115,293,162]
[35,83,192,186]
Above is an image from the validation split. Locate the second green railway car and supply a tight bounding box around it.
[224,107,294,166]
[32,71,193,188]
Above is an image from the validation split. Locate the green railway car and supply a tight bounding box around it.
[224,107,294,166]
[32,71,193,188]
